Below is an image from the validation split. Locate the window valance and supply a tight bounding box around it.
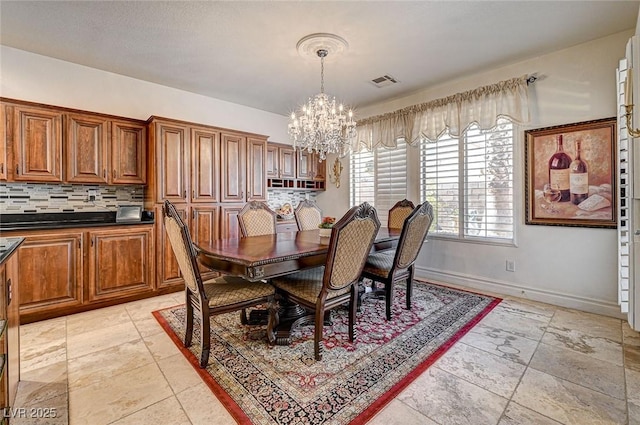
[352,75,530,152]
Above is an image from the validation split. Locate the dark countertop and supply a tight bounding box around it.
[0,237,24,266]
[0,211,154,232]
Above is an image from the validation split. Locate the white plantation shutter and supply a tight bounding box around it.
[420,118,514,242]
[350,141,407,226]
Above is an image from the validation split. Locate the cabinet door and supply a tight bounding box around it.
[313,153,326,181]
[279,146,296,179]
[4,252,19,407]
[191,205,220,275]
[18,232,83,317]
[112,120,146,184]
[65,113,109,183]
[247,137,267,201]
[297,150,313,179]
[156,121,189,202]
[220,205,242,240]
[13,105,63,182]
[156,204,189,288]
[220,133,246,202]
[0,105,8,181]
[88,227,154,302]
[266,144,278,178]
[191,127,219,203]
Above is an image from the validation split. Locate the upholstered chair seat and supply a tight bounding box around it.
[163,200,277,368]
[271,202,381,360]
[360,201,433,320]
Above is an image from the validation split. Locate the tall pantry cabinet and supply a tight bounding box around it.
[146,116,267,289]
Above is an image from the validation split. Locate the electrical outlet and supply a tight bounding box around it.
[506,260,515,272]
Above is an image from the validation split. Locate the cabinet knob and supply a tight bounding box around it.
[103,169,106,178]
[15,165,19,175]
[7,278,11,306]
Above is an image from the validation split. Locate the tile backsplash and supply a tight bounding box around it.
[0,183,144,213]
[0,183,317,215]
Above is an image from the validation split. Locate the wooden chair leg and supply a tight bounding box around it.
[406,267,414,310]
[314,307,324,361]
[184,294,194,348]
[349,287,357,342]
[199,310,211,368]
[385,279,394,320]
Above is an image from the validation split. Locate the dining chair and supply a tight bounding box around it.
[387,199,415,229]
[238,201,277,237]
[294,199,322,231]
[163,200,278,368]
[270,202,381,360]
[360,201,433,320]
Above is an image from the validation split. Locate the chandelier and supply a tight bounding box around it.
[288,35,356,161]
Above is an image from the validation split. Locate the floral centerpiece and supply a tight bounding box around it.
[318,216,335,237]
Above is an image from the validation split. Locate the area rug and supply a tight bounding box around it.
[153,280,501,425]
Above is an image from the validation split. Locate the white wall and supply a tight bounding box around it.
[0,46,290,141]
[318,30,633,317]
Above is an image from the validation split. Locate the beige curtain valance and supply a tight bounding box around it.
[352,75,530,152]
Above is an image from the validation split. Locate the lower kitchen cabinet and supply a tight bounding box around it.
[88,227,154,302]
[18,232,84,320]
[10,225,156,323]
[0,242,21,414]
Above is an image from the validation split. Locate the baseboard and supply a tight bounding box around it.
[415,266,627,319]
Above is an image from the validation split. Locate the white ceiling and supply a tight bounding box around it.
[1,1,638,117]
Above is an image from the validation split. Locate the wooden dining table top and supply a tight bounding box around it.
[194,227,401,281]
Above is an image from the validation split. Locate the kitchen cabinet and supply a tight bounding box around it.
[88,227,154,302]
[17,232,84,320]
[0,106,7,181]
[0,238,21,414]
[221,205,243,240]
[191,205,220,274]
[191,127,219,203]
[267,143,296,179]
[65,112,109,183]
[111,119,147,184]
[297,150,326,181]
[151,119,190,203]
[12,104,63,182]
[221,132,267,202]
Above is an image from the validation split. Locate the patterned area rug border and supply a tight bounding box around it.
[153,280,501,424]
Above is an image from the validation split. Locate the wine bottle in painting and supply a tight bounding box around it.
[548,134,571,201]
[570,139,588,204]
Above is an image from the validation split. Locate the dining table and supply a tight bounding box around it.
[194,227,401,345]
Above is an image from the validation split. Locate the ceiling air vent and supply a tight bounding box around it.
[370,74,399,88]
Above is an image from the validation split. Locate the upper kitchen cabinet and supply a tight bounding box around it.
[111,120,147,185]
[220,132,267,202]
[148,118,190,203]
[0,106,7,181]
[191,126,219,203]
[12,104,63,182]
[65,113,109,183]
[267,143,296,179]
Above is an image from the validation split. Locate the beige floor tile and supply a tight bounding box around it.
[110,396,192,425]
[498,298,556,321]
[20,359,67,385]
[13,377,67,409]
[143,328,182,361]
[176,382,237,425]
[434,342,526,398]
[66,304,131,336]
[156,353,203,394]
[12,392,68,425]
[20,317,66,343]
[512,368,627,425]
[124,295,181,321]
[460,326,539,365]
[625,343,640,372]
[541,325,624,366]
[132,315,165,337]
[530,342,625,399]
[66,320,140,359]
[549,309,622,343]
[20,341,67,375]
[627,368,640,425]
[366,399,438,425]
[397,366,508,425]
[623,322,640,347]
[478,307,548,341]
[498,402,562,425]
[67,339,154,390]
[68,362,173,425]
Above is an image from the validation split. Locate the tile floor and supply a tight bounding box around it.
[13,285,640,425]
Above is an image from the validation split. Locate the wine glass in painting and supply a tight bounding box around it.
[542,183,562,214]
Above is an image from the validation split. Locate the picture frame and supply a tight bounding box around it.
[525,117,617,228]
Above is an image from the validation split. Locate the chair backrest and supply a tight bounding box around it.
[294,199,322,231]
[163,200,204,298]
[393,201,434,270]
[388,199,415,229]
[238,201,277,237]
[323,202,381,292]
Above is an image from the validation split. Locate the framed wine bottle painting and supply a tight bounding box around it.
[525,117,617,228]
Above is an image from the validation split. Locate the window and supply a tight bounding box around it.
[420,118,514,242]
[350,140,407,226]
